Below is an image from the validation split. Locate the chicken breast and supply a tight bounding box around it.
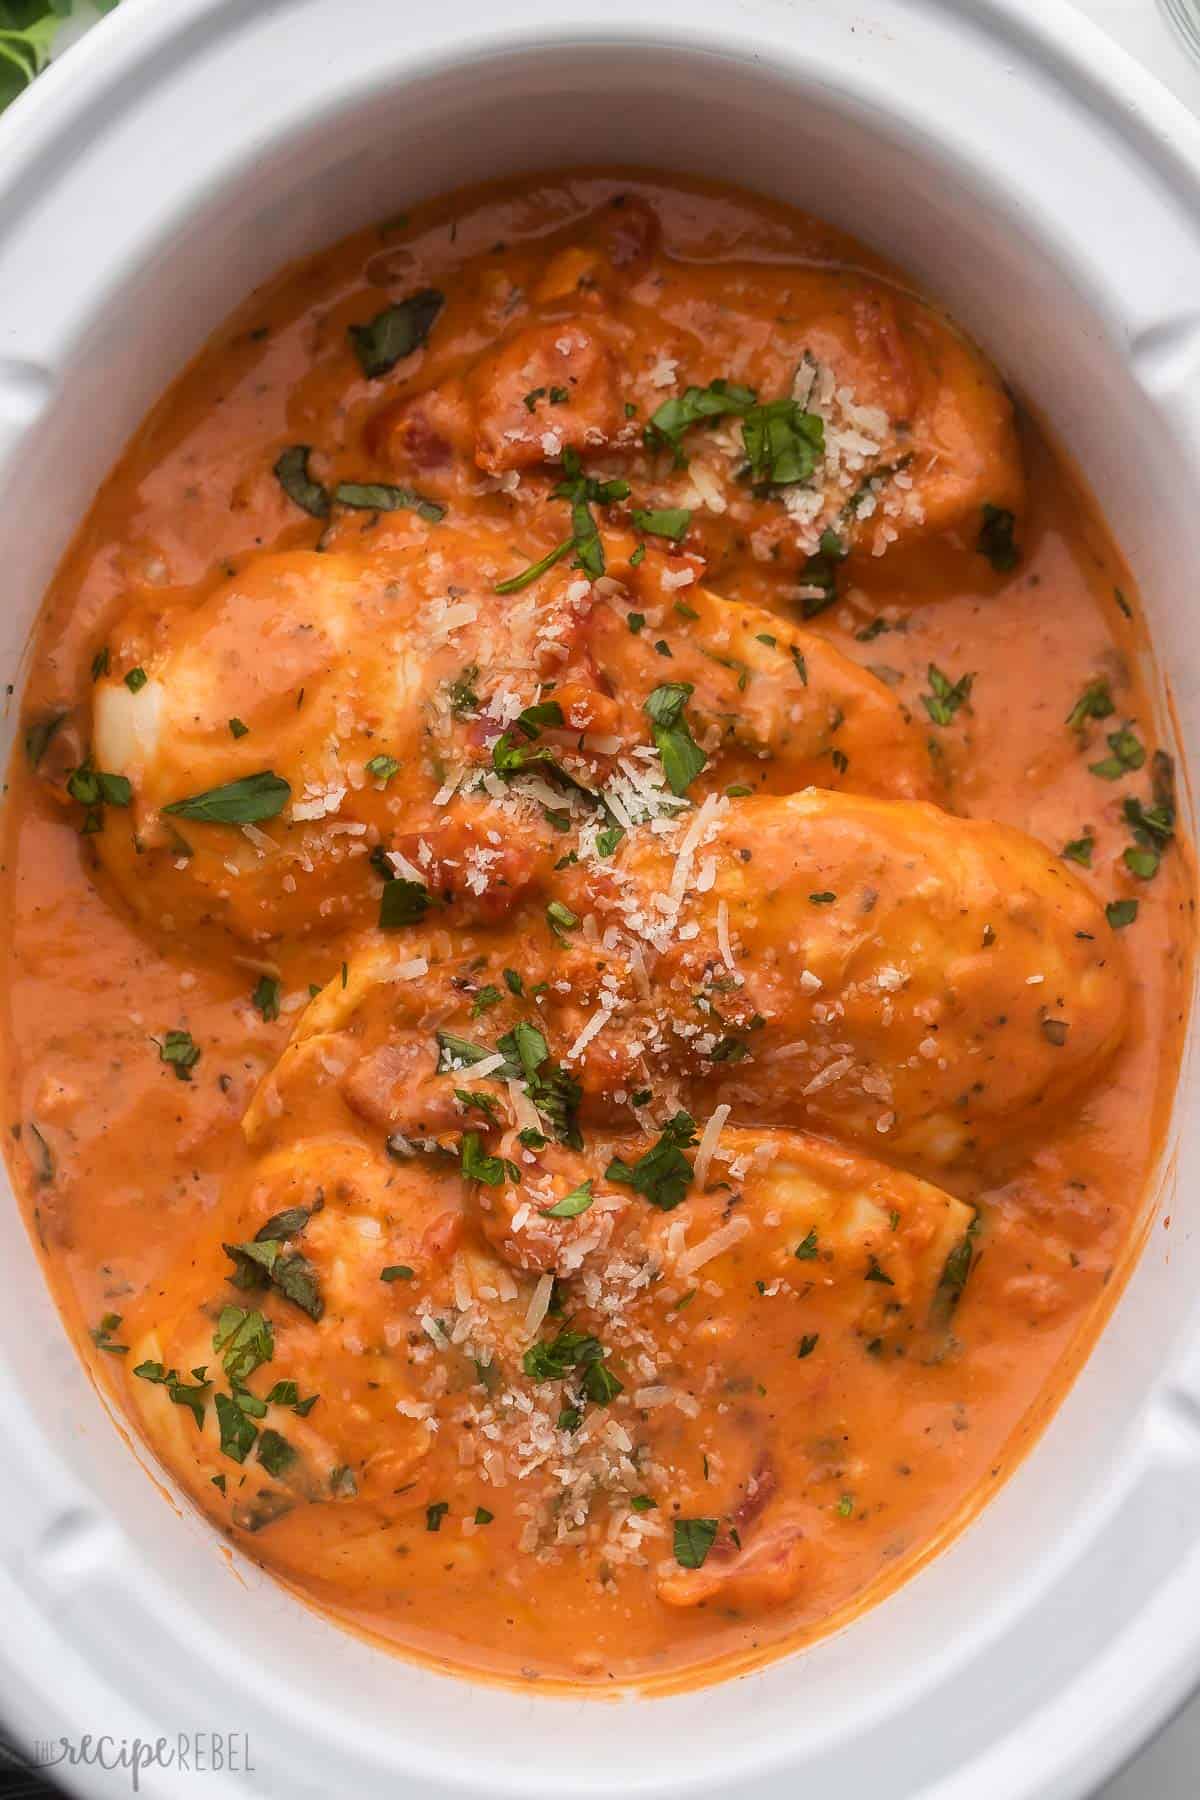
[244,789,1125,1167]
[124,1112,973,1614]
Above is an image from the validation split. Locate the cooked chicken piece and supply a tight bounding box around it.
[468,319,625,473]
[561,790,1127,1161]
[584,566,937,802]
[122,1133,530,1577]
[87,535,602,943]
[252,788,1124,1165]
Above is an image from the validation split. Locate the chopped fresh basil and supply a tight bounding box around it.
[1062,835,1094,868]
[794,1228,818,1260]
[158,1029,201,1081]
[251,975,281,1022]
[931,1215,980,1324]
[1090,727,1145,781]
[797,1334,819,1358]
[124,667,148,694]
[672,1516,719,1569]
[646,380,757,460]
[333,482,444,524]
[365,753,401,783]
[742,399,824,487]
[256,1428,296,1478]
[606,1111,697,1211]
[163,770,290,824]
[631,506,691,541]
[273,444,329,518]
[542,1180,594,1219]
[922,663,974,727]
[379,878,431,928]
[229,717,249,739]
[215,1391,257,1463]
[1106,898,1138,929]
[461,1130,506,1188]
[644,682,707,796]
[1066,677,1114,732]
[349,289,444,378]
[91,1312,128,1355]
[380,1264,415,1283]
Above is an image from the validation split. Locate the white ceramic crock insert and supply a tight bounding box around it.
[1,2,1199,1797]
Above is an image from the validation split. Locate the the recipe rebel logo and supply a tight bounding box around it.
[31,1732,256,1790]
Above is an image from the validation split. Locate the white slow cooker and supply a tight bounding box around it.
[1,2,1199,1796]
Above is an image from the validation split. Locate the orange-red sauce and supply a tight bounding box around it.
[0,171,1192,1691]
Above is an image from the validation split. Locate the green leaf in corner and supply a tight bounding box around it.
[163,770,290,824]
[349,290,445,378]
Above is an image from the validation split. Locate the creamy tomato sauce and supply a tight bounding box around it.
[0,172,1192,1692]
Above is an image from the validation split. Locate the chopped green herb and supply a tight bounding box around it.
[273,444,329,518]
[742,399,824,487]
[606,1111,697,1211]
[646,380,757,461]
[630,1494,657,1513]
[865,1254,895,1286]
[474,1507,495,1526]
[542,1180,594,1219]
[333,482,444,524]
[797,1334,819,1358]
[163,771,290,824]
[631,507,691,541]
[461,1131,507,1188]
[794,1228,818,1260]
[644,682,707,796]
[1090,727,1145,781]
[215,1391,257,1463]
[365,753,401,783]
[349,290,444,378]
[922,663,974,727]
[228,717,249,739]
[1106,898,1138,929]
[158,1029,201,1081]
[251,975,281,1022]
[124,667,148,693]
[1062,835,1094,868]
[256,1428,296,1478]
[379,878,431,928]
[1066,678,1114,732]
[91,1312,128,1355]
[381,1264,415,1283]
[425,1499,450,1532]
[672,1516,719,1569]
